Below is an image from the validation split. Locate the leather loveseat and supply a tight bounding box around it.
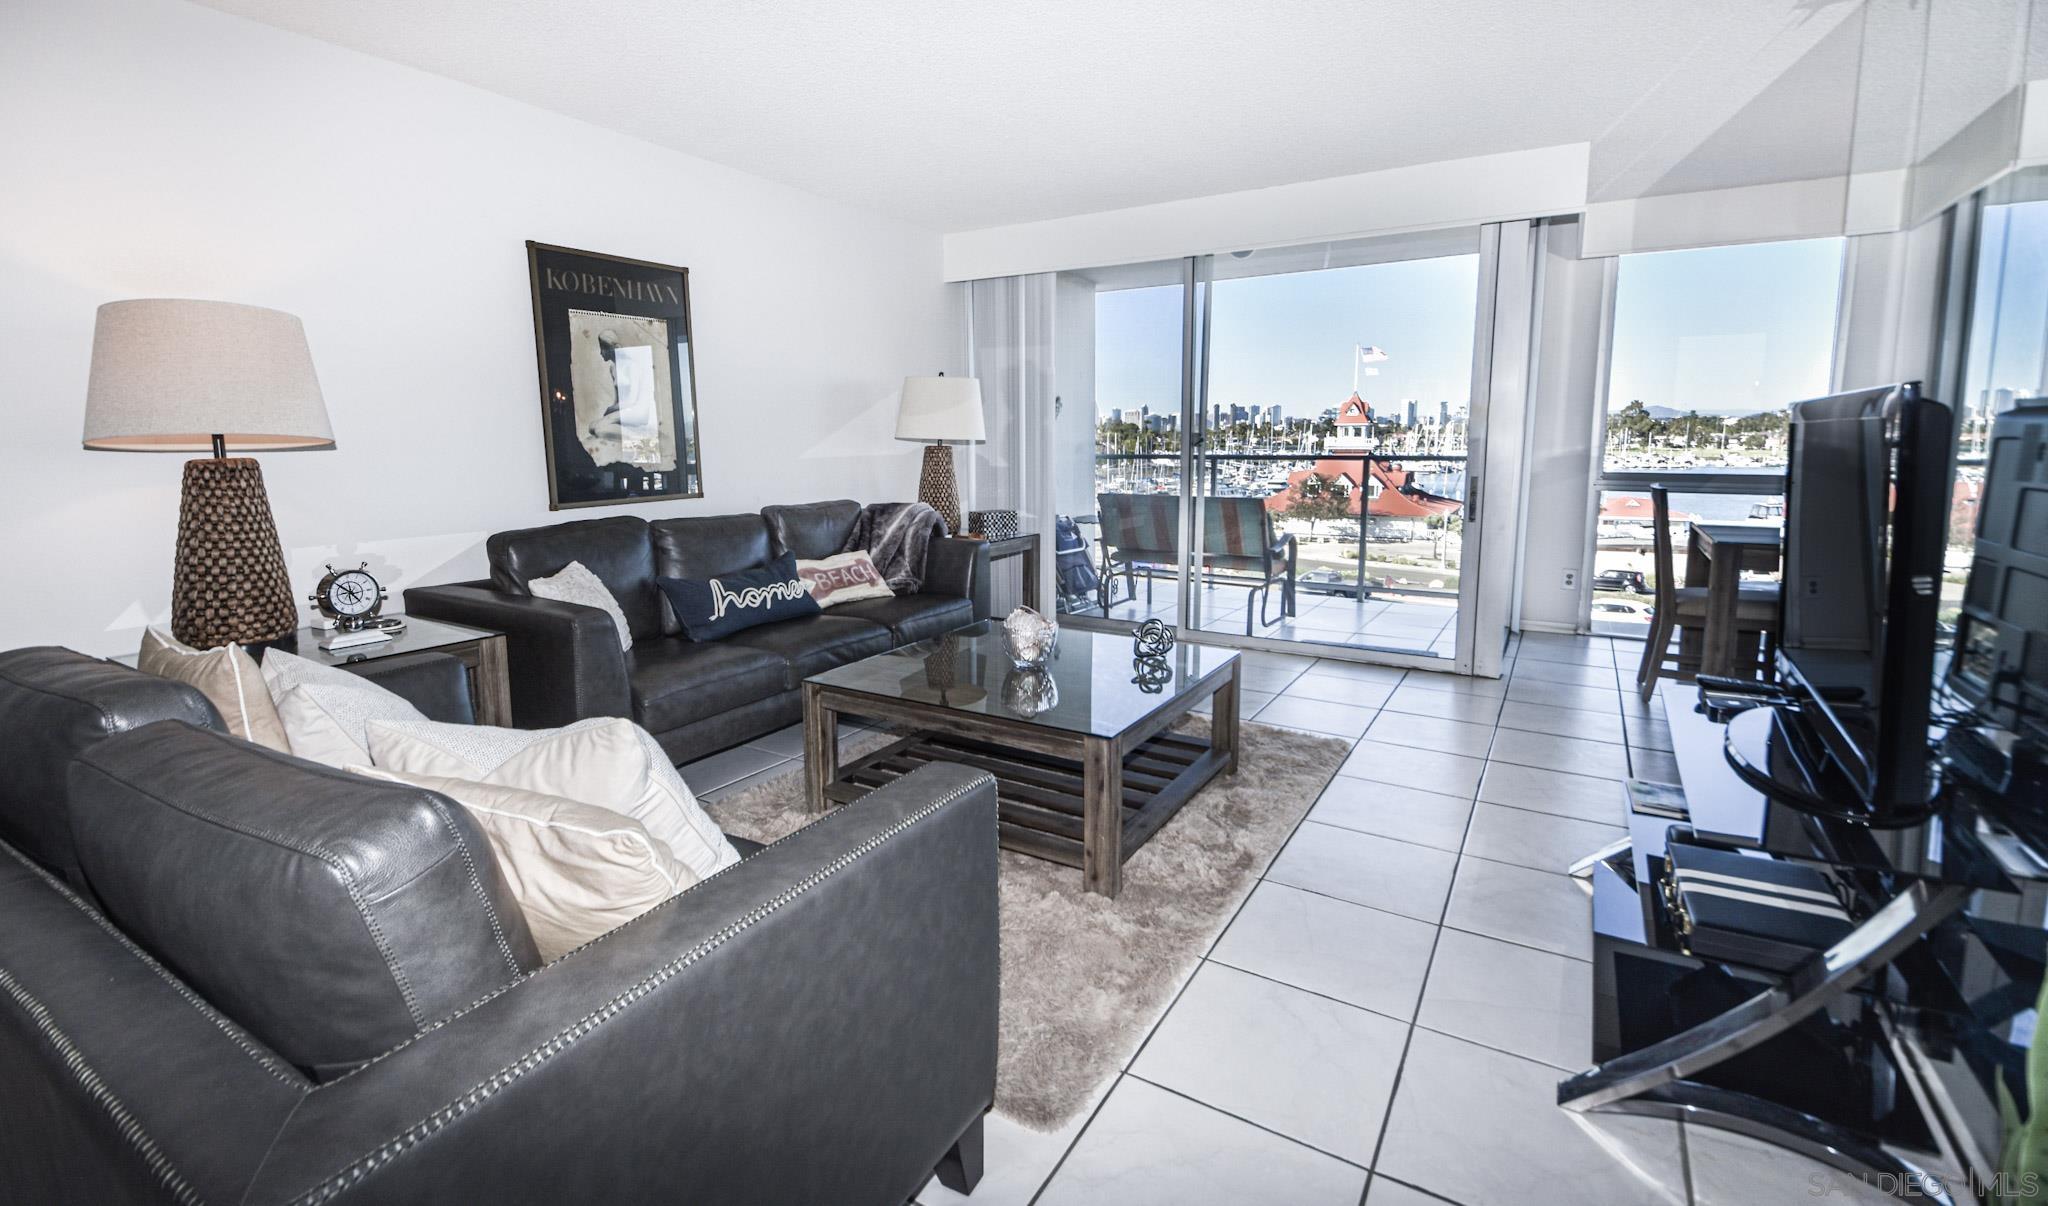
[0,646,999,1204]
[404,500,991,762]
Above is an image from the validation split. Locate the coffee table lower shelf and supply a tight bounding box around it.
[824,729,1228,875]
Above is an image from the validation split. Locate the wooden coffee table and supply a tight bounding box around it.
[802,621,1241,897]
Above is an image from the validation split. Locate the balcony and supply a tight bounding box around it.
[1068,451,1467,655]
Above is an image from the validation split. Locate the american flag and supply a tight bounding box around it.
[1355,344,1387,380]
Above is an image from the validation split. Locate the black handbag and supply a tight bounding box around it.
[1661,838,1856,973]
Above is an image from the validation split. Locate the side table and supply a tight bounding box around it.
[112,616,513,725]
[268,616,513,725]
[980,533,1042,610]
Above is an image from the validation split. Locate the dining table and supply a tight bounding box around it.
[1683,522,1783,679]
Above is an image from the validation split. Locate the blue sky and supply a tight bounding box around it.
[1095,255,1478,419]
[1608,236,1842,415]
[1095,237,1844,420]
[1965,199,2048,409]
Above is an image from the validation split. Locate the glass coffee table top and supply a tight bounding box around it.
[110,615,499,668]
[806,620,1239,739]
[264,615,500,666]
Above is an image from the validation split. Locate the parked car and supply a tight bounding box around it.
[1593,569,1647,593]
[1593,599,1653,619]
[1301,567,1361,598]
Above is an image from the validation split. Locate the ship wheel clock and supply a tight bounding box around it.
[308,562,388,631]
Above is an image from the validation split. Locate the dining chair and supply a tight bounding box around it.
[1633,484,1781,701]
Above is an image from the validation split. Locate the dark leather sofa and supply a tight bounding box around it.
[0,646,999,1205]
[404,500,991,762]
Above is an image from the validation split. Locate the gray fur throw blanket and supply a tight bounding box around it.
[842,502,945,592]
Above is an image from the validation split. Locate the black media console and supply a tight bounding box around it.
[1557,692,2048,1205]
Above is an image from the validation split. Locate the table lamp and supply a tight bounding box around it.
[895,374,984,535]
[82,299,334,648]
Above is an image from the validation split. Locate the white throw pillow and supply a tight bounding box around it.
[275,681,428,767]
[353,766,686,961]
[259,646,382,704]
[137,628,290,752]
[795,551,896,609]
[365,716,741,882]
[527,561,634,652]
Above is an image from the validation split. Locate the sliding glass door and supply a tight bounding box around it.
[1028,224,1530,673]
[1176,232,1484,659]
[1584,236,1845,638]
[1949,168,2048,628]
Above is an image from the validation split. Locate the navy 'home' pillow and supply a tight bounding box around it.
[658,555,821,641]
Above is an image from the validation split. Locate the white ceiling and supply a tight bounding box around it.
[193,0,2018,233]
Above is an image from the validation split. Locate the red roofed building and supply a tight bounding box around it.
[1328,392,1375,453]
[1601,493,1685,518]
[1265,458,1462,520]
[1265,392,1462,520]
[1598,494,1695,526]
[1335,392,1372,429]
[1595,493,1699,552]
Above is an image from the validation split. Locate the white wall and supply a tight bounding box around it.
[1051,275,1097,520]
[1515,219,1609,633]
[942,144,1592,282]
[1832,222,1947,392]
[0,0,958,657]
[1581,175,1860,259]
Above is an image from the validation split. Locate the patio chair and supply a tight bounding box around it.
[1632,484,1780,700]
[1095,493,1298,635]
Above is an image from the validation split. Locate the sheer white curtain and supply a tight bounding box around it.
[966,274,1058,615]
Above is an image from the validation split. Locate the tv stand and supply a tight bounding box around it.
[1556,693,2039,1204]
[1555,873,1971,1199]
[1722,705,1941,827]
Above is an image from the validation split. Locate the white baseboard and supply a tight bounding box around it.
[1515,620,1585,636]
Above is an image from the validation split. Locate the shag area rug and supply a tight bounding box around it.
[702,719,1351,1131]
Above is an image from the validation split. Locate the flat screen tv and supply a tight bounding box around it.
[1948,401,2048,748]
[1777,382,1952,811]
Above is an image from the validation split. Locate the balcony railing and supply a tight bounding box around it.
[1080,451,1468,609]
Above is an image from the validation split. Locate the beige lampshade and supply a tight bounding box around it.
[895,375,985,442]
[82,299,334,453]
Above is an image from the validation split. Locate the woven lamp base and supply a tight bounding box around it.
[918,442,962,536]
[170,457,298,648]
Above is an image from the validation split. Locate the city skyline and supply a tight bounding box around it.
[1095,236,1845,421]
[1101,396,1464,428]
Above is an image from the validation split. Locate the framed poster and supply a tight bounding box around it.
[525,241,704,508]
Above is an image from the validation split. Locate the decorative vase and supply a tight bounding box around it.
[1002,606,1058,669]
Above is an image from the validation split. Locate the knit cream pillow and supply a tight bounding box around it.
[273,682,426,768]
[527,561,633,651]
[353,767,685,961]
[137,628,289,752]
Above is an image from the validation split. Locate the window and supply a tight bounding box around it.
[1591,237,1845,636]
[1073,230,1484,659]
[1604,237,1844,474]
[1950,168,2048,625]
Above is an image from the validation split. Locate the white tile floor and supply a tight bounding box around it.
[675,633,1876,1205]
